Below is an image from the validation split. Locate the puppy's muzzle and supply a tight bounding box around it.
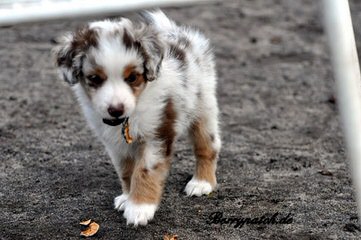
[103,104,126,126]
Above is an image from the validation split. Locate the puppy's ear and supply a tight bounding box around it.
[52,33,79,85]
[52,27,98,85]
[134,26,164,81]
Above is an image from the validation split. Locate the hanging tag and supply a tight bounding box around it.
[122,118,133,144]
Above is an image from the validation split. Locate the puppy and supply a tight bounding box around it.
[53,10,221,226]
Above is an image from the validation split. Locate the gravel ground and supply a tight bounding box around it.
[1,0,361,239]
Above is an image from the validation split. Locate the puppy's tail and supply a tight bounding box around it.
[140,10,176,31]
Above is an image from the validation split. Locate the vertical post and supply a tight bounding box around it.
[323,0,361,218]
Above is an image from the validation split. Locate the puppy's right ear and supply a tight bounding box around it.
[53,26,99,85]
[52,33,80,85]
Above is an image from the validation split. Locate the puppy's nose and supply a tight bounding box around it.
[108,104,124,118]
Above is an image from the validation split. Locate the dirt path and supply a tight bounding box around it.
[1,0,361,239]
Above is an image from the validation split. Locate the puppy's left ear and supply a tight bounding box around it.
[135,27,165,81]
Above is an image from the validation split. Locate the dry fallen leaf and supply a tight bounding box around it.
[80,221,100,237]
[80,219,92,226]
[318,170,333,176]
[163,234,178,240]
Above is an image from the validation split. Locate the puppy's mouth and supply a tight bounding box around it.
[102,118,126,126]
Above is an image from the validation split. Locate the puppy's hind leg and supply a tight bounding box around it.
[185,112,221,197]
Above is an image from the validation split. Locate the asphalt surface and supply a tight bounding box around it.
[1,0,361,239]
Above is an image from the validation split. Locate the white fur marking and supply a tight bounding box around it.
[185,178,214,197]
[144,143,163,170]
[114,193,129,211]
[123,200,157,226]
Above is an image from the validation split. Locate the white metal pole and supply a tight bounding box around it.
[0,0,214,26]
[323,0,361,218]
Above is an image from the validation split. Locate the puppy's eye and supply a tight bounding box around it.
[125,73,137,83]
[87,74,104,87]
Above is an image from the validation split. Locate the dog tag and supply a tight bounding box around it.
[122,118,133,144]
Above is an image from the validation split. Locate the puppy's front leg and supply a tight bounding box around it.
[114,156,135,211]
[123,143,171,226]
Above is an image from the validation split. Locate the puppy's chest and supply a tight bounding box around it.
[128,104,193,145]
[131,86,196,133]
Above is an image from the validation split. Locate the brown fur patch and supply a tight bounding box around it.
[123,64,146,97]
[130,157,171,204]
[72,27,98,50]
[156,99,177,157]
[123,64,135,79]
[80,66,108,97]
[120,156,136,193]
[86,67,107,86]
[92,67,107,79]
[189,119,218,186]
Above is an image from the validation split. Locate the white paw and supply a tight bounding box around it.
[185,178,214,196]
[114,194,129,211]
[123,200,157,226]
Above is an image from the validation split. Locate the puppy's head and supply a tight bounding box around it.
[53,18,164,125]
